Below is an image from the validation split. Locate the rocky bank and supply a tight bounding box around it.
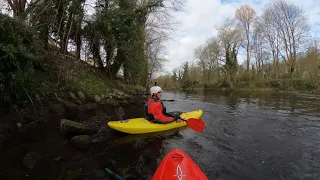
[0,87,148,180]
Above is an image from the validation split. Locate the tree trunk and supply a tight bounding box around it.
[110,48,126,77]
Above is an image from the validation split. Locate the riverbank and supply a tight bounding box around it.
[0,49,147,144]
[163,78,320,94]
[0,56,148,179]
[0,14,152,179]
[0,47,152,180]
[0,74,149,180]
[0,96,148,180]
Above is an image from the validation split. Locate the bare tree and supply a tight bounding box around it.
[218,18,244,87]
[5,0,42,22]
[143,0,185,86]
[146,31,168,83]
[251,20,271,78]
[264,0,309,78]
[194,45,205,72]
[206,37,221,73]
[256,11,281,78]
[235,4,256,75]
[195,37,221,84]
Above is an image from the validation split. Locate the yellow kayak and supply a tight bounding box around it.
[107,110,203,134]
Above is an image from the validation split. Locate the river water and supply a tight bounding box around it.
[154,90,320,180]
[105,89,320,180]
[1,89,320,180]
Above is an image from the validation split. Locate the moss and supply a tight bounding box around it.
[69,135,92,149]
[125,84,138,91]
[69,74,115,100]
[60,119,98,135]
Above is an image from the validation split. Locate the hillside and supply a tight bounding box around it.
[0,13,145,114]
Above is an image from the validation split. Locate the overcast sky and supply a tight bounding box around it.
[161,0,320,74]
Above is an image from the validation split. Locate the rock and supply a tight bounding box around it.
[49,104,65,114]
[55,93,66,102]
[53,156,62,162]
[125,175,137,180]
[83,103,98,110]
[120,100,129,105]
[69,92,78,101]
[23,152,41,169]
[94,95,101,102]
[100,94,105,99]
[115,107,125,119]
[126,85,146,95]
[116,81,126,89]
[69,92,82,104]
[64,169,84,180]
[35,94,42,107]
[22,115,38,124]
[64,101,78,108]
[105,99,119,107]
[91,170,105,178]
[64,101,81,119]
[60,119,98,136]
[69,135,92,149]
[91,130,109,143]
[127,89,135,95]
[77,91,86,100]
[108,90,130,101]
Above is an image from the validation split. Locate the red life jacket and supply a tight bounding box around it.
[144,98,174,123]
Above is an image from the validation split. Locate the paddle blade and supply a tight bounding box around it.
[186,118,206,132]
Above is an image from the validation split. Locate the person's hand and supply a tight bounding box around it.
[177,119,184,123]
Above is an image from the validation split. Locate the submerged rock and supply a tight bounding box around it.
[69,135,92,149]
[91,130,109,143]
[23,152,41,169]
[60,119,98,136]
[64,169,84,180]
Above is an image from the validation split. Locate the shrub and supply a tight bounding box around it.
[0,14,41,111]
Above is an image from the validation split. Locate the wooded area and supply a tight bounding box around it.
[155,0,320,91]
[0,0,183,111]
[2,0,183,82]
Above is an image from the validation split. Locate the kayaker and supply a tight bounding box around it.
[144,86,183,124]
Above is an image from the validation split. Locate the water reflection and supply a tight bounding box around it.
[96,127,189,179]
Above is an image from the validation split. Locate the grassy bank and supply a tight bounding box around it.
[14,54,146,112]
[215,79,320,93]
[161,79,320,93]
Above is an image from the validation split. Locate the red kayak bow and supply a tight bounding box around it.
[152,149,208,180]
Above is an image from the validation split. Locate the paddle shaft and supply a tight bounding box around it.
[105,168,124,180]
[142,99,174,104]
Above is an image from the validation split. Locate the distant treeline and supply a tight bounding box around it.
[155,0,320,91]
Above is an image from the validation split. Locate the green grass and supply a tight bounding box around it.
[70,74,116,99]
